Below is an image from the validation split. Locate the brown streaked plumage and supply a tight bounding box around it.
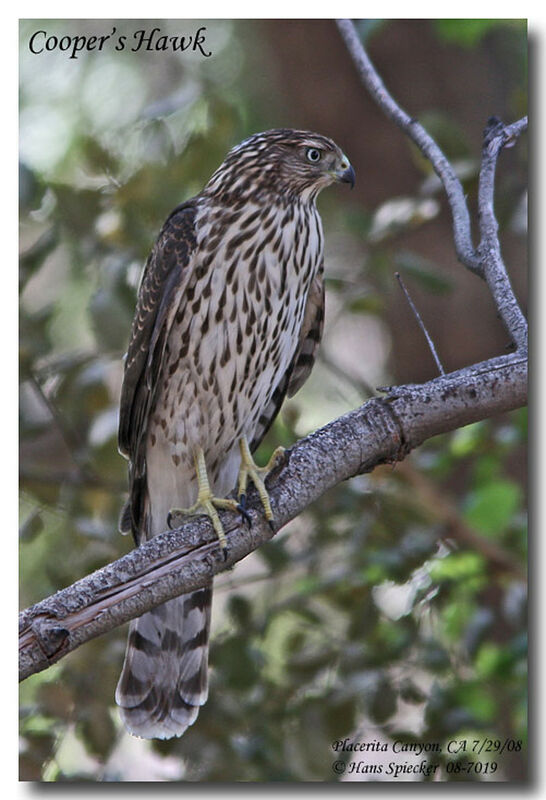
[116,129,354,739]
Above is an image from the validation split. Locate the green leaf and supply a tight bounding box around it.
[474,643,504,678]
[421,638,451,672]
[346,294,385,314]
[367,677,397,723]
[19,226,60,287]
[449,421,488,457]
[214,635,261,690]
[412,111,472,161]
[456,683,496,723]
[228,595,253,629]
[433,19,524,48]
[428,552,485,582]
[394,250,453,293]
[463,480,523,536]
[19,510,44,543]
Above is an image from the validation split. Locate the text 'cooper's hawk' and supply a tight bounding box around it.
[116,129,355,739]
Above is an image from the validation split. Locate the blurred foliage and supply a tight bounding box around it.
[433,19,526,50]
[19,19,527,782]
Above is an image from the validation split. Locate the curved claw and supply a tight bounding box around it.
[237,494,253,528]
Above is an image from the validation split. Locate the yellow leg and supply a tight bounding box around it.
[237,437,285,523]
[167,447,239,550]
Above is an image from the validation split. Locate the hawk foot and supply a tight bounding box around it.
[167,447,238,555]
[237,438,285,524]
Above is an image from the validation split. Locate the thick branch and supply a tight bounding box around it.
[19,353,527,681]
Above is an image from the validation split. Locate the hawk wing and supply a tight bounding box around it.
[119,201,197,540]
[287,264,325,398]
[249,264,325,452]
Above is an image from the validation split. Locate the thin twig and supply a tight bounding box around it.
[336,19,482,275]
[337,19,528,354]
[477,116,529,351]
[395,271,445,376]
[319,351,376,399]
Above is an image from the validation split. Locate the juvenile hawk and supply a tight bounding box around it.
[116,129,355,738]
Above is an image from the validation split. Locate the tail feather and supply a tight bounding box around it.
[116,586,212,739]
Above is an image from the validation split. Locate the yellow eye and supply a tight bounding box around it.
[306,147,321,163]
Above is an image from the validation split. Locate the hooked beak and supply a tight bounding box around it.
[336,159,356,189]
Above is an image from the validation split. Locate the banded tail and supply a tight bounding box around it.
[115,586,212,739]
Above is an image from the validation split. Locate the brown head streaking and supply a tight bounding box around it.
[116,129,354,739]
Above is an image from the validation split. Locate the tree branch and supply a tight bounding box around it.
[336,19,528,353]
[477,116,528,351]
[19,352,526,681]
[336,18,481,275]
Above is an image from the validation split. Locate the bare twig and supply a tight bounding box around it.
[19,352,527,681]
[395,271,445,375]
[319,350,376,399]
[336,18,481,275]
[336,19,528,354]
[477,116,529,351]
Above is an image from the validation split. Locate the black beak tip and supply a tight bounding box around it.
[341,164,356,189]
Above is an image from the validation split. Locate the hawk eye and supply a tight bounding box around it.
[306,147,322,163]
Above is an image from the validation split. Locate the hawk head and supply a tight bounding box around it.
[204,128,355,203]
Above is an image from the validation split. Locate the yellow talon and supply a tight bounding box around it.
[168,447,238,550]
[237,437,285,522]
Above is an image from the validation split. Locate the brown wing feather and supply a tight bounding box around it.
[287,264,325,398]
[118,201,198,539]
[249,264,325,452]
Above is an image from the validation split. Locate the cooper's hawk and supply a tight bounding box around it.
[116,129,355,739]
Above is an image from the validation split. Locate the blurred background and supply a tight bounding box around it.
[19,19,527,782]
